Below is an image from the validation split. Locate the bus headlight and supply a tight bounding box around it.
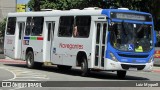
[109,52,118,62]
[148,56,154,63]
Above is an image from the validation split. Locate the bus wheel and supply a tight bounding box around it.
[57,65,72,70]
[26,51,34,69]
[81,57,89,77]
[117,71,127,79]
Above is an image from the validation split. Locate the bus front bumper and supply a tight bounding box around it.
[104,58,153,71]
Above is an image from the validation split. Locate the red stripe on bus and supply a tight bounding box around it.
[37,37,43,40]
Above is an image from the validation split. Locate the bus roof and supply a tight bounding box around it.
[8,9,151,17]
[8,10,102,17]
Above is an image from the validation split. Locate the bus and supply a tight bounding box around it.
[4,8,156,78]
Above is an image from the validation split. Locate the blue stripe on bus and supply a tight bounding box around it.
[24,37,30,40]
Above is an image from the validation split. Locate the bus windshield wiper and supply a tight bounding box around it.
[137,23,144,33]
[121,20,127,35]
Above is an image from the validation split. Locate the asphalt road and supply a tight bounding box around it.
[0,59,160,90]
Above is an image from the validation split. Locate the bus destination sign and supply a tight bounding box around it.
[110,12,152,21]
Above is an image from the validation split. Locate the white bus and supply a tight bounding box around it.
[4,8,155,78]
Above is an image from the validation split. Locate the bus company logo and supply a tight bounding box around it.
[59,43,83,50]
[23,40,29,45]
[7,39,13,44]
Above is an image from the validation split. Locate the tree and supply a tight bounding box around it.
[27,0,160,30]
[27,0,109,10]
[28,0,40,11]
[28,0,85,10]
[34,0,41,11]
[0,18,6,38]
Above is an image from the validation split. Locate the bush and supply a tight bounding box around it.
[0,18,6,38]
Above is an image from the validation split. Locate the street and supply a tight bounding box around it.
[0,59,160,90]
[1,59,160,81]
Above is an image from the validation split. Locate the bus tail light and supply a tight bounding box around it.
[109,52,118,62]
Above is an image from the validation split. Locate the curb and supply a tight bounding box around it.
[0,59,26,64]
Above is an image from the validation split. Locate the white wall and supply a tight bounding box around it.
[0,0,16,21]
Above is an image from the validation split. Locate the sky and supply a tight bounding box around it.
[17,0,30,4]
[17,0,30,11]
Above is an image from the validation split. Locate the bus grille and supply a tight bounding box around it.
[118,54,149,58]
[121,64,145,70]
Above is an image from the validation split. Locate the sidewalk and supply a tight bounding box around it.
[0,59,26,64]
[0,57,26,64]
[152,66,160,73]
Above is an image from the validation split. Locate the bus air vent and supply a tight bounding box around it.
[121,64,145,70]
[118,54,148,58]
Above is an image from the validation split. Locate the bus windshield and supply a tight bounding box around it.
[110,22,153,52]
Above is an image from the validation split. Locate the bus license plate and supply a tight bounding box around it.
[129,68,137,71]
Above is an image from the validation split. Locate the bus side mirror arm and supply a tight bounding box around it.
[106,17,112,22]
[106,17,113,31]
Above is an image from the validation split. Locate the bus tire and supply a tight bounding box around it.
[57,65,72,70]
[81,57,89,77]
[117,71,127,79]
[26,51,42,69]
[26,51,35,69]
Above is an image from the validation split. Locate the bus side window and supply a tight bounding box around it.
[6,17,16,35]
[47,23,51,41]
[58,16,74,37]
[18,22,25,39]
[31,17,44,36]
[25,17,32,36]
[75,16,91,38]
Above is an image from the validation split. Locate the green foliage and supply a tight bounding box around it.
[0,18,6,38]
[27,0,160,30]
[28,0,40,11]
[28,0,83,10]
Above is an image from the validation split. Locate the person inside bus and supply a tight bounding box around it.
[73,24,79,37]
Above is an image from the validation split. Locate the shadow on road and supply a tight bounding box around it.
[3,64,149,80]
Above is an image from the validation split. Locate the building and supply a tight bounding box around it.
[0,0,16,21]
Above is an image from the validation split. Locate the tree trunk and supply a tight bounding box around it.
[34,0,40,11]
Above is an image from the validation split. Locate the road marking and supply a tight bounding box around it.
[0,66,49,81]
[0,65,48,90]
[0,67,16,81]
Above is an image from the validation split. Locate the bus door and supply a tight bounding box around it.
[17,22,25,59]
[46,22,55,62]
[4,17,16,59]
[94,22,108,69]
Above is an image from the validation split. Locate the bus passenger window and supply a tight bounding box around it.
[25,17,32,36]
[6,17,16,35]
[31,17,44,36]
[18,22,25,39]
[58,16,74,37]
[47,23,51,41]
[75,16,91,38]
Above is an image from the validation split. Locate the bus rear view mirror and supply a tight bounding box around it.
[154,30,157,45]
[109,22,115,31]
